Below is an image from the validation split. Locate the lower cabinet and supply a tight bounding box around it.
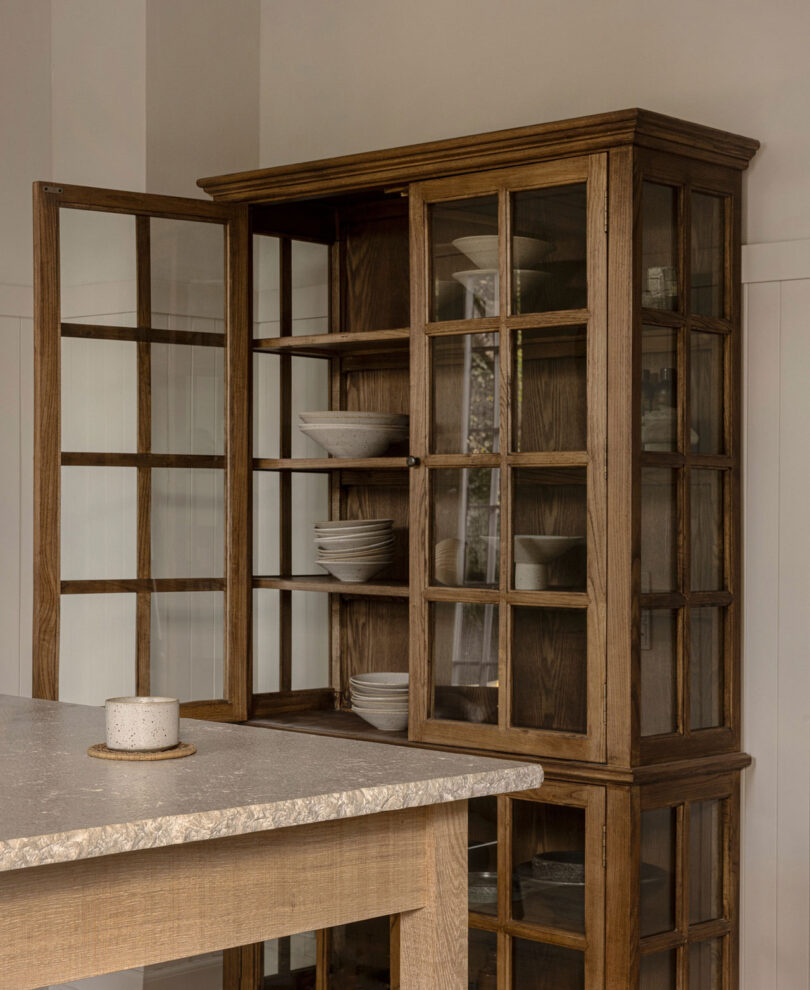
[229,766,742,989]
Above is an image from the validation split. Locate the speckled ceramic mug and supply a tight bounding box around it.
[105,696,180,752]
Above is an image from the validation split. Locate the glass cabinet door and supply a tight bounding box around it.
[410,156,607,762]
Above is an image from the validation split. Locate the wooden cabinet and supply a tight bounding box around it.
[33,109,758,989]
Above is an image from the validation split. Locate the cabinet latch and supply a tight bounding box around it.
[406,455,420,467]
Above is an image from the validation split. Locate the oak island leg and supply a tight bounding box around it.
[398,800,467,989]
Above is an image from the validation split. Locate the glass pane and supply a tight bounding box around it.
[468,796,498,916]
[430,196,499,321]
[253,234,280,339]
[329,917,390,989]
[691,470,724,591]
[513,326,586,451]
[642,182,679,311]
[151,217,225,330]
[640,609,678,736]
[640,806,677,936]
[59,593,136,705]
[511,183,587,314]
[253,588,280,694]
[641,468,678,593]
[61,466,137,580]
[690,332,724,454]
[512,608,587,733]
[431,333,499,454]
[641,326,678,452]
[431,602,498,723]
[50,953,225,990]
[512,937,584,990]
[292,239,329,336]
[691,193,725,318]
[690,799,724,923]
[151,591,224,702]
[291,356,331,459]
[690,607,725,730]
[640,950,677,990]
[151,344,224,455]
[689,938,724,990]
[253,352,280,459]
[61,338,137,452]
[60,208,136,324]
[254,471,280,575]
[264,931,318,985]
[292,590,329,689]
[431,469,500,588]
[513,468,586,592]
[469,928,498,990]
[512,800,586,932]
[151,468,224,578]
[292,473,330,574]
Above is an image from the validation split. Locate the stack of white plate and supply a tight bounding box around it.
[299,411,409,458]
[314,518,394,583]
[350,672,409,732]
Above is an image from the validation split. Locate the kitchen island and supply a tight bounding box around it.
[0,695,543,989]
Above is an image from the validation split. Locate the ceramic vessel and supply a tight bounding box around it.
[105,696,179,752]
[513,535,585,590]
[299,422,407,458]
[317,559,389,583]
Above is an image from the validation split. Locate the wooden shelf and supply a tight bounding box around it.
[253,327,410,356]
[247,709,410,745]
[253,457,410,472]
[253,575,410,597]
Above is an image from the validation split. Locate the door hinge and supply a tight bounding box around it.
[604,188,609,234]
[43,185,63,194]
[602,824,607,869]
[604,438,608,481]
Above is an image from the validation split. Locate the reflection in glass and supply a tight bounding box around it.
[430,196,499,321]
[292,239,329,336]
[642,182,679,311]
[512,801,586,932]
[513,468,587,592]
[253,588,280,694]
[61,338,137,453]
[151,344,224,455]
[253,234,280,339]
[431,602,498,724]
[469,928,498,990]
[59,594,136,705]
[513,326,586,451]
[690,332,724,454]
[641,326,678,452]
[511,184,587,314]
[264,931,318,984]
[691,470,724,591]
[61,467,137,580]
[328,917,390,989]
[512,608,587,733]
[151,592,224,702]
[691,193,725,318]
[640,807,676,937]
[640,950,677,990]
[641,468,679,592]
[689,938,724,990]
[151,218,225,331]
[60,208,136,323]
[512,937,584,990]
[690,607,724,730]
[431,469,500,588]
[690,799,724,923]
[468,797,498,916]
[640,609,678,736]
[431,333,499,454]
[151,468,224,579]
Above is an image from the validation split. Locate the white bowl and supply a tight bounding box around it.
[299,423,406,458]
[452,235,554,269]
[315,523,392,536]
[299,411,409,427]
[352,693,409,708]
[352,708,409,732]
[351,672,409,688]
[314,517,393,530]
[105,696,179,752]
[513,535,585,564]
[318,560,389,582]
[316,538,394,555]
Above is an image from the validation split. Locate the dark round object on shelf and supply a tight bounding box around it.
[532,849,584,884]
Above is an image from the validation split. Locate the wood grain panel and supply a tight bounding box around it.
[343,208,410,333]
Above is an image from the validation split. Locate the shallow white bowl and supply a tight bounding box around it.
[513,535,585,564]
[352,708,409,732]
[299,424,406,458]
[351,672,409,688]
[315,523,392,537]
[352,693,409,708]
[452,235,554,269]
[316,541,394,557]
[299,410,409,427]
[314,517,393,530]
[105,696,179,752]
[318,560,389,583]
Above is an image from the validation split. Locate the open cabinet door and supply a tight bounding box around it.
[33,182,250,721]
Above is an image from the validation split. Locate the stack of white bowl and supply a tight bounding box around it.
[314,518,394,583]
[450,235,553,314]
[299,411,408,458]
[350,672,409,732]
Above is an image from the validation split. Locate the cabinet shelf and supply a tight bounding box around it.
[253,575,410,597]
[247,708,409,744]
[253,327,410,357]
[253,457,410,472]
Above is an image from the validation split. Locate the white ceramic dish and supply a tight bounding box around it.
[315,535,394,552]
[351,708,409,732]
[351,672,409,688]
[314,517,393,530]
[105,696,179,752]
[314,523,392,537]
[317,560,389,582]
[351,693,409,708]
[316,544,393,557]
[299,411,409,427]
[299,423,406,458]
[452,234,554,270]
[513,535,584,590]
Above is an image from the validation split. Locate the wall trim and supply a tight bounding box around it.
[742,238,810,284]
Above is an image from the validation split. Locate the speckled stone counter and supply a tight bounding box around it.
[0,694,543,872]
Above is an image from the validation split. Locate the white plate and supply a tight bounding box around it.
[314,518,393,530]
[299,411,409,426]
[350,672,409,688]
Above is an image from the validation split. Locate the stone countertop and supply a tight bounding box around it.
[0,695,543,872]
